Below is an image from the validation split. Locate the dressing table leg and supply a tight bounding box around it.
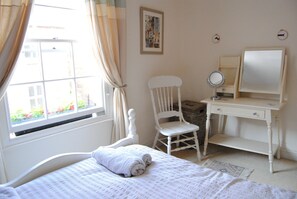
[203,112,211,156]
[276,116,281,159]
[266,111,274,173]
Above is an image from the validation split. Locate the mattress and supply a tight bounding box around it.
[15,145,297,199]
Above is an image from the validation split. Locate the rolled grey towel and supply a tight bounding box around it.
[118,146,152,167]
[92,147,146,177]
[141,153,152,167]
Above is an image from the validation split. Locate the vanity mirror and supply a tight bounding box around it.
[207,70,224,100]
[239,48,286,96]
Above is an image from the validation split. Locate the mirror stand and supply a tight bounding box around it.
[211,88,221,100]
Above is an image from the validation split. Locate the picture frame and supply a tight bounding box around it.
[140,7,164,54]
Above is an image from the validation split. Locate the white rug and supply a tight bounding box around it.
[202,159,254,180]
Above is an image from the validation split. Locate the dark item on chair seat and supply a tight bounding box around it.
[171,100,206,145]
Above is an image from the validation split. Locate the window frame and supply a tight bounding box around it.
[1,1,113,143]
[1,82,112,146]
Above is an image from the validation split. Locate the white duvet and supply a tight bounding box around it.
[15,145,297,199]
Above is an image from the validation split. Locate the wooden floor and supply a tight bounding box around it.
[172,144,297,192]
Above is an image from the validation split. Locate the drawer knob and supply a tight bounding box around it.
[217,108,221,111]
[253,112,257,116]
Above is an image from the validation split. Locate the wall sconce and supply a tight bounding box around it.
[212,34,221,43]
[277,29,288,40]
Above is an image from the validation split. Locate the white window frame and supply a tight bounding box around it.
[0,83,112,146]
[0,1,113,145]
[5,38,109,134]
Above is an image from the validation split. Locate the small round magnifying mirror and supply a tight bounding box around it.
[207,71,224,100]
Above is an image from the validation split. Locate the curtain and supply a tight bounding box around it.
[0,0,32,101]
[0,0,33,183]
[85,0,128,142]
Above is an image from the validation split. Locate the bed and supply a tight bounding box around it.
[1,109,296,199]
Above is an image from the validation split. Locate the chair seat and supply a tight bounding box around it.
[158,121,199,137]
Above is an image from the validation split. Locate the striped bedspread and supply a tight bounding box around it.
[15,145,297,199]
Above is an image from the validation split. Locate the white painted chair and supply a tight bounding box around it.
[148,75,201,161]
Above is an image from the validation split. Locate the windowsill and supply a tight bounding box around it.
[3,114,113,149]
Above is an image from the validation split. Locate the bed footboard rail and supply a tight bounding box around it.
[108,109,139,148]
[1,152,91,188]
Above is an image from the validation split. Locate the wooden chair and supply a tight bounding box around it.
[148,75,201,161]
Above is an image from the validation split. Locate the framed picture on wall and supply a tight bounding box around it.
[140,7,164,54]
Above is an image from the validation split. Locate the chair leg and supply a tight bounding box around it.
[176,135,180,148]
[152,131,160,149]
[167,136,172,155]
[193,131,201,162]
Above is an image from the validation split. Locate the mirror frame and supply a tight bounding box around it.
[239,47,285,95]
[208,71,224,88]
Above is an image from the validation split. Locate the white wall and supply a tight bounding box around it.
[126,0,297,159]
[179,0,297,159]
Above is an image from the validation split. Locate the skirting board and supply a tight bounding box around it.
[280,148,297,161]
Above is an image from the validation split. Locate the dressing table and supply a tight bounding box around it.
[202,48,287,173]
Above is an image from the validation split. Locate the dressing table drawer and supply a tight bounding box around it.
[211,105,265,120]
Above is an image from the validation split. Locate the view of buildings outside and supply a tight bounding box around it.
[6,1,103,127]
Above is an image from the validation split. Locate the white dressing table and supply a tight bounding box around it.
[202,48,287,173]
[202,97,285,173]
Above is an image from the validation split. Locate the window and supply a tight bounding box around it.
[4,0,111,137]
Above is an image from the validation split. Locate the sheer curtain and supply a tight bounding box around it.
[0,0,33,183]
[85,0,128,142]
